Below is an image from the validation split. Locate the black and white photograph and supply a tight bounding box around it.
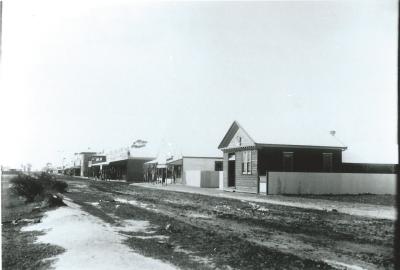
[0,0,398,269]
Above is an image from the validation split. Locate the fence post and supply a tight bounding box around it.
[266,171,269,195]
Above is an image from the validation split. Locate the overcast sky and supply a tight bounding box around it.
[0,0,398,169]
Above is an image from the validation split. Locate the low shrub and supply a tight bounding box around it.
[51,180,68,193]
[10,175,44,203]
[10,173,68,203]
[37,172,68,193]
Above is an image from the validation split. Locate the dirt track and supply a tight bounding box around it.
[63,177,394,270]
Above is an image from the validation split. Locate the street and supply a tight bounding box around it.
[22,176,394,270]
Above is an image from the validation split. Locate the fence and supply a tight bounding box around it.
[185,170,220,188]
[266,172,396,195]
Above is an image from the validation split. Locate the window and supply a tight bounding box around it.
[282,152,294,171]
[215,161,223,171]
[323,153,333,172]
[236,136,242,146]
[242,151,252,174]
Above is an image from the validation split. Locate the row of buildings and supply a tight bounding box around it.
[62,138,223,188]
[61,120,398,194]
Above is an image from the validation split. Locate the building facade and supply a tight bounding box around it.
[79,152,97,177]
[100,140,156,182]
[218,121,347,193]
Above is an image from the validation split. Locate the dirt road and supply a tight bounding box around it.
[36,176,395,269]
[132,182,396,220]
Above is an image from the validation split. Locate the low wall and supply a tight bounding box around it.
[268,172,397,195]
[201,171,220,188]
[185,170,201,187]
[259,176,267,194]
[185,170,220,188]
[219,171,224,190]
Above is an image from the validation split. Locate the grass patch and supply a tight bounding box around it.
[2,174,65,269]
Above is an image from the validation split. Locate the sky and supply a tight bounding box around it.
[0,0,398,169]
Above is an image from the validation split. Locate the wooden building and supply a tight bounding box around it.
[218,121,347,193]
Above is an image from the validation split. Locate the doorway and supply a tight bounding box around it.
[228,153,236,187]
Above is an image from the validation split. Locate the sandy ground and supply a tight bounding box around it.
[21,198,177,270]
[132,183,396,220]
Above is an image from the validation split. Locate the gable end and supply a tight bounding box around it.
[218,121,240,149]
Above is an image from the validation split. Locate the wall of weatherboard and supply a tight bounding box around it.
[234,149,259,193]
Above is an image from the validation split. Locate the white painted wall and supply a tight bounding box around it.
[182,157,222,184]
[185,170,201,187]
[268,172,396,195]
[219,171,224,190]
[185,170,220,188]
[259,176,267,193]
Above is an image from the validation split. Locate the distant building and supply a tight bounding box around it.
[99,140,156,182]
[87,155,107,178]
[43,162,58,174]
[1,166,22,175]
[62,152,96,177]
[143,152,170,183]
[166,155,223,187]
[144,144,223,188]
[78,152,97,177]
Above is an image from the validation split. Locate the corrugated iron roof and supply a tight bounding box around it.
[219,120,346,149]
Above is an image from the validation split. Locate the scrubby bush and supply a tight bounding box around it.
[37,172,68,193]
[51,180,68,193]
[10,174,44,202]
[10,172,68,204]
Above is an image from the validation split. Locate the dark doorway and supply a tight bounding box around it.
[228,153,236,187]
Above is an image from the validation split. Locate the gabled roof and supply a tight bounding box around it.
[218,121,241,149]
[167,154,223,164]
[146,140,222,164]
[144,152,170,166]
[219,120,347,150]
[144,142,181,168]
[167,148,223,163]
